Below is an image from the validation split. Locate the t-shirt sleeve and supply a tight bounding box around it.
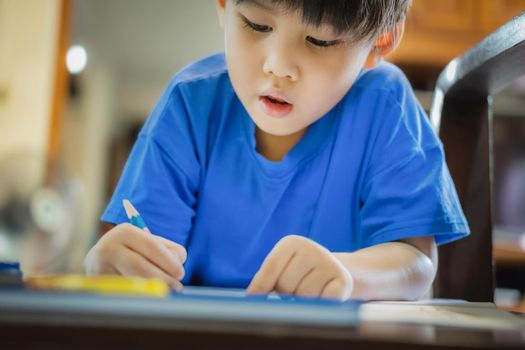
[359,87,470,247]
[101,84,200,246]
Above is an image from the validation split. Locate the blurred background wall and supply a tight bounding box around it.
[62,0,223,270]
[0,0,65,273]
[0,0,524,309]
[0,0,61,179]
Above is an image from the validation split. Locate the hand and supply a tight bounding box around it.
[247,235,353,300]
[84,223,187,290]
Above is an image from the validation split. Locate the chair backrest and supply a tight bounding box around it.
[430,13,525,302]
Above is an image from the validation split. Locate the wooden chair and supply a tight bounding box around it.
[430,13,525,302]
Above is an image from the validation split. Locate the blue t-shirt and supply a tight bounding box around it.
[102,53,469,288]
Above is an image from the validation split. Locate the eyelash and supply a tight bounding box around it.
[242,16,271,33]
[241,16,341,49]
[306,36,340,48]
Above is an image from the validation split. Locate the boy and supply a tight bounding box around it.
[85,0,469,301]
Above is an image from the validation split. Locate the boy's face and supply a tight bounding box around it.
[217,0,375,137]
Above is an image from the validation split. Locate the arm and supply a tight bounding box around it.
[333,236,437,300]
[90,88,201,287]
[247,235,437,301]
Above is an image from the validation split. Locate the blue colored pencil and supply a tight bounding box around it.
[123,199,148,230]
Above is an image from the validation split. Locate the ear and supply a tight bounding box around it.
[364,20,405,69]
[216,0,227,29]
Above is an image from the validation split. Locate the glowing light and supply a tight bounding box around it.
[445,60,458,82]
[519,233,525,251]
[429,89,444,132]
[66,45,87,74]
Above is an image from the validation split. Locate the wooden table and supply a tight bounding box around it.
[1,289,524,350]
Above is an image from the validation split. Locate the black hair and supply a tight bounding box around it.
[236,0,411,41]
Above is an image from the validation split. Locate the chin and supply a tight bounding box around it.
[264,129,295,136]
[252,119,297,136]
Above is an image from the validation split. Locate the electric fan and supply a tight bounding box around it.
[0,152,78,276]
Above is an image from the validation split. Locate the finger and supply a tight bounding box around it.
[247,246,296,294]
[86,259,119,276]
[154,236,187,264]
[112,245,183,290]
[294,267,332,298]
[84,245,117,276]
[320,278,349,301]
[99,264,119,275]
[140,225,188,264]
[274,254,314,295]
[122,225,185,280]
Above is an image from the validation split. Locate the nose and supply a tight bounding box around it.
[262,42,299,82]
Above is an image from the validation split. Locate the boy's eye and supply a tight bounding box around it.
[242,16,272,33]
[306,36,340,48]
[240,15,340,48]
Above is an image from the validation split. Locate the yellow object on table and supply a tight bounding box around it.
[26,275,169,297]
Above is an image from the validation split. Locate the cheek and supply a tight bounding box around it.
[324,58,362,90]
[299,61,361,118]
[305,69,353,104]
[226,22,254,58]
[225,30,259,81]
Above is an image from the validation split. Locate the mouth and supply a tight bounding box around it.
[259,95,293,118]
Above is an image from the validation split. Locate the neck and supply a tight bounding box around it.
[255,127,307,162]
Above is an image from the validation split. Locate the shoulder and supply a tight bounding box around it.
[336,61,433,161]
[354,61,410,91]
[351,61,413,106]
[167,52,233,108]
[142,52,234,136]
[164,52,232,100]
[340,62,423,134]
[171,52,229,86]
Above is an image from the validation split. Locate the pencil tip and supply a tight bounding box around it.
[123,199,138,218]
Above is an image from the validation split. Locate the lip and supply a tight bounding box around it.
[258,89,293,118]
